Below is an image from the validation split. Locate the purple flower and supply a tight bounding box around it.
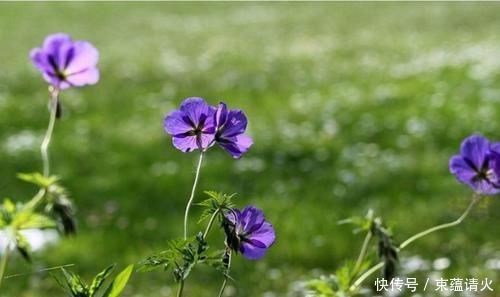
[223,206,275,260]
[30,33,99,89]
[449,135,500,195]
[214,102,253,158]
[164,97,216,152]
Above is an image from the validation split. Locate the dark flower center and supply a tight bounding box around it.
[47,55,67,80]
[469,155,500,188]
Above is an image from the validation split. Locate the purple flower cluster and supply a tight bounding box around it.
[223,206,276,260]
[30,33,99,89]
[164,98,253,158]
[449,135,500,195]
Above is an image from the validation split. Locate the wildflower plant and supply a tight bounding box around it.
[0,33,133,295]
[53,264,133,297]
[300,134,496,296]
[139,98,275,297]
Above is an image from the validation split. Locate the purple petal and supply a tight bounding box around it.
[240,243,267,260]
[239,206,265,233]
[215,102,228,127]
[219,110,248,138]
[225,208,241,225]
[247,239,266,248]
[42,33,73,70]
[449,155,477,186]
[65,41,99,74]
[179,97,216,128]
[64,67,99,88]
[490,142,500,154]
[197,132,216,151]
[164,110,193,136]
[460,135,489,171]
[473,180,500,195]
[172,135,199,153]
[247,221,275,248]
[240,223,275,260]
[30,48,52,74]
[218,134,253,159]
[40,72,63,88]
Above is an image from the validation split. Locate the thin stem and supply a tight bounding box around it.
[218,250,232,297]
[24,188,46,211]
[399,195,481,250]
[351,231,372,282]
[203,209,220,240]
[349,195,482,292]
[0,243,11,289]
[350,262,384,290]
[41,88,59,178]
[183,152,204,240]
[176,279,184,297]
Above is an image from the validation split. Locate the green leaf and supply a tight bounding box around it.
[15,232,31,263]
[102,265,134,297]
[338,209,374,234]
[197,191,235,224]
[61,267,88,296]
[14,211,56,230]
[89,264,115,297]
[17,172,59,188]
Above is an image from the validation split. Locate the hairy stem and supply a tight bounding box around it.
[351,230,372,282]
[176,279,184,297]
[349,195,482,292]
[203,208,220,240]
[184,152,204,240]
[399,195,481,249]
[41,88,59,178]
[218,250,232,297]
[0,243,11,289]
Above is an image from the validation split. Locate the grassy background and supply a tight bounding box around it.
[0,2,499,296]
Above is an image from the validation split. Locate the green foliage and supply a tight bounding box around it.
[88,265,115,296]
[338,210,374,234]
[2,4,500,296]
[138,233,216,282]
[17,172,76,235]
[55,264,133,297]
[304,260,371,297]
[372,218,399,280]
[17,172,59,189]
[102,265,134,297]
[197,191,235,224]
[0,198,56,263]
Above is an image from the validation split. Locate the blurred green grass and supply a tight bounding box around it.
[0,2,500,296]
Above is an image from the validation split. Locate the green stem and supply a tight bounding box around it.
[203,209,220,240]
[41,88,59,178]
[176,279,184,297]
[351,230,372,282]
[183,152,204,240]
[350,262,384,290]
[399,195,481,249]
[0,243,11,289]
[24,188,46,211]
[218,250,232,297]
[349,195,482,292]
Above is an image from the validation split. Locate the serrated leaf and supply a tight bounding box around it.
[14,211,56,230]
[17,172,59,188]
[102,265,134,297]
[197,191,235,224]
[89,264,115,297]
[61,267,88,296]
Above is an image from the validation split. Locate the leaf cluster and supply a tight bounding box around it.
[0,198,56,262]
[55,264,134,297]
[18,172,77,235]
